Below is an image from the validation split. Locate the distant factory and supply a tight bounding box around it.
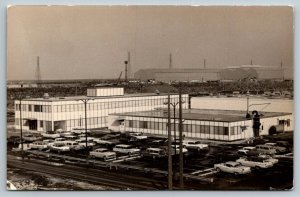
[134,65,284,82]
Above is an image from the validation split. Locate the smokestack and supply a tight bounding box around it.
[204,59,206,69]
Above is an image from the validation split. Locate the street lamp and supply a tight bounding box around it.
[19,98,24,163]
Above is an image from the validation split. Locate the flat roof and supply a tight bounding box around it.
[21,92,183,102]
[112,108,291,123]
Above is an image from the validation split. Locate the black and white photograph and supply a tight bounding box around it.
[6,5,294,190]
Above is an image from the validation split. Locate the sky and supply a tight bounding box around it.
[7,6,293,80]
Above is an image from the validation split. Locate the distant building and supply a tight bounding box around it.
[134,65,283,82]
[14,87,188,132]
[108,108,293,141]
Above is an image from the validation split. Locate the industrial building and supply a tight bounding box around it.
[108,108,293,141]
[14,87,189,132]
[134,65,284,82]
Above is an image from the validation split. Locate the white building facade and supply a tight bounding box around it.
[108,109,293,141]
[14,87,189,132]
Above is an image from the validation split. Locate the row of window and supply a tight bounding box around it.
[126,120,232,136]
[16,97,188,113]
[15,104,52,113]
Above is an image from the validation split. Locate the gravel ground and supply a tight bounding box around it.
[7,168,116,190]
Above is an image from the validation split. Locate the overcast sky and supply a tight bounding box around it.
[7,6,293,80]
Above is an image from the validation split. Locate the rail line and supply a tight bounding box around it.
[8,157,164,190]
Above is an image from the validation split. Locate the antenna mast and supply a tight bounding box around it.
[35,56,41,87]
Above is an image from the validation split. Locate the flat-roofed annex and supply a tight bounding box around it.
[112,108,291,123]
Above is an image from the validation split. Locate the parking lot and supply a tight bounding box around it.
[7,129,293,190]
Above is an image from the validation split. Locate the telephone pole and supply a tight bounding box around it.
[167,93,173,190]
[179,88,184,188]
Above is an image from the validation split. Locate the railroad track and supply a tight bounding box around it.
[8,157,166,190]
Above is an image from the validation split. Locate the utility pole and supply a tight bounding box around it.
[79,98,93,161]
[179,88,184,188]
[124,61,128,82]
[127,52,131,79]
[19,99,24,163]
[35,56,41,87]
[167,93,173,190]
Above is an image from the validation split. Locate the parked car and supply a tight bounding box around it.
[89,148,116,161]
[237,146,256,155]
[23,134,41,142]
[274,153,293,160]
[93,138,115,146]
[42,139,54,145]
[63,141,85,151]
[214,161,251,175]
[172,146,188,155]
[264,143,287,153]
[75,138,95,147]
[183,140,209,151]
[48,143,70,153]
[71,128,91,134]
[255,145,277,155]
[129,132,148,141]
[29,141,48,150]
[41,131,60,139]
[56,130,72,137]
[64,135,78,141]
[113,144,140,155]
[143,148,167,159]
[236,157,273,169]
[258,155,279,165]
[12,143,31,152]
[54,138,66,142]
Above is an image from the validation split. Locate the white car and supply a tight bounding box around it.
[214,161,251,175]
[75,138,95,147]
[63,141,85,151]
[29,141,48,150]
[129,132,148,141]
[89,148,117,161]
[258,155,279,165]
[274,153,293,160]
[236,157,273,169]
[93,138,115,146]
[42,132,60,139]
[183,140,209,151]
[237,146,256,155]
[48,143,70,153]
[56,130,72,137]
[113,144,140,155]
[71,128,91,134]
[23,134,41,142]
[42,139,54,145]
[172,146,188,155]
